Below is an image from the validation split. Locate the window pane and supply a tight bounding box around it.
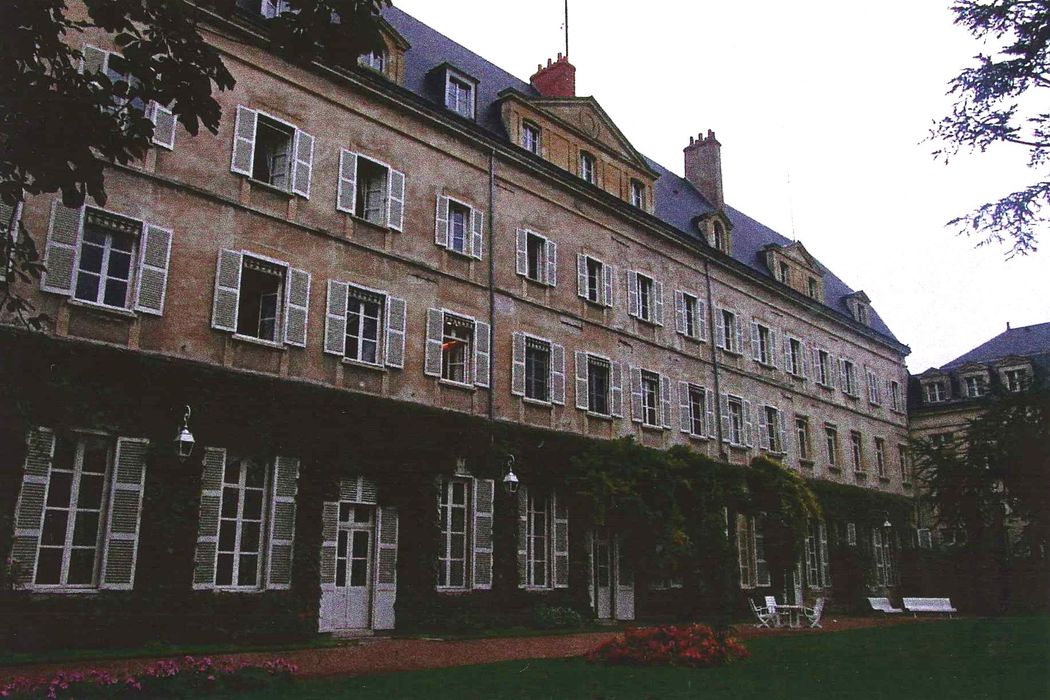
[336,559,347,587]
[79,241,104,273]
[451,533,465,555]
[67,548,96,585]
[352,530,369,558]
[81,441,108,473]
[339,503,351,522]
[41,511,68,546]
[72,512,99,547]
[450,560,464,588]
[350,558,367,586]
[353,508,371,524]
[47,472,73,508]
[243,490,263,520]
[222,488,240,518]
[219,520,237,551]
[35,548,62,585]
[238,554,258,586]
[103,278,128,307]
[77,473,104,509]
[245,463,266,488]
[240,521,261,553]
[216,553,234,586]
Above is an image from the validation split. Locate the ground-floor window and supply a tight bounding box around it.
[216,456,269,588]
[804,521,831,588]
[737,515,770,588]
[518,487,568,589]
[437,478,470,589]
[872,527,896,586]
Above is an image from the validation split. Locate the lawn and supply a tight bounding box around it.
[216,617,1049,700]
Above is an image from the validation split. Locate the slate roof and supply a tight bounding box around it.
[942,322,1050,369]
[382,7,901,345]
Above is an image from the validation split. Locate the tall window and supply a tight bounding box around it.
[335,504,372,588]
[924,380,947,403]
[75,210,138,309]
[217,456,268,588]
[358,49,386,72]
[737,515,770,588]
[519,230,554,284]
[345,286,383,364]
[640,370,660,427]
[872,528,894,586]
[35,434,111,587]
[712,221,727,253]
[796,416,811,461]
[964,374,987,397]
[237,256,285,342]
[817,349,832,386]
[579,151,596,183]
[807,277,819,299]
[1004,368,1027,392]
[445,72,475,118]
[867,370,881,405]
[637,273,654,322]
[253,115,294,189]
[787,337,804,376]
[522,122,540,154]
[720,309,739,352]
[578,254,611,306]
[777,261,791,285]
[442,314,473,384]
[688,385,706,437]
[875,438,887,477]
[351,156,394,225]
[825,425,839,467]
[586,257,602,303]
[728,396,744,445]
[587,356,611,415]
[850,431,864,471]
[438,479,470,589]
[525,337,552,402]
[447,200,470,255]
[891,380,903,411]
[805,522,830,588]
[525,491,549,587]
[679,292,702,339]
[898,444,911,483]
[763,405,782,452]
[841,359,858,396]
[630,179,645,208]
[753,322,774,365]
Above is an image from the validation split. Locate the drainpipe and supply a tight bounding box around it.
[702,258,726,459]
[487,149,497,424]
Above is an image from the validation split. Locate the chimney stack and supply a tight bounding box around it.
[683,129,724,210]
[530,53,576,97]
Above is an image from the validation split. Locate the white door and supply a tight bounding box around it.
[335,503,374,630]
[613,536,635,621]
[593,530,612,619]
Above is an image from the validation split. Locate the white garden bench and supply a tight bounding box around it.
[868,597,903,614]
[902,597,957,617]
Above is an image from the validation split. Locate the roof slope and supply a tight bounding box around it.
[943,322,1050,369]
[382,7,900,345]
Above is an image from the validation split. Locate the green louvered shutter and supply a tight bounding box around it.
[11,428,55,587]
[266,455,299,590]
[472,478,494,590]
[192,447,225,589]
[99,437,149,590]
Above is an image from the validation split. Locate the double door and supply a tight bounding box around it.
[329,503,374,630]
[590,528,635,620]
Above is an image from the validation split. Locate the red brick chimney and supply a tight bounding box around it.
[683,130,724,210]
[530,53,576,97]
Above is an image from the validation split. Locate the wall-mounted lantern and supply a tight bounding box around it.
[174,405,195,461]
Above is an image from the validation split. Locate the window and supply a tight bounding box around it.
[679,383,710,437]
[963,374,987,398]
[358,49,386,73]
[212,250,310,347]
[640,371,660,427]
[804,522,830,588]
[231,106,313,197]
[260,0,292,18]
[516,229,556,286]
[626,365,669,427]
[846,522,857,546]
[807,276,820,300]
[929,432,953,448]
[867,370,881,405]
[336,151,406,231]
[216,456,269,588]
[577,254,612,306]
[586,356,611,415]
[674,291,706,341]
[628,271,662,324]
[727,396,745,446]
[890,380,903,411]
[522,121,540,154]
[74,210,138,309]
[1004,368,1027,392]
[344,287,383,364]
[777,261,791,285]
[855,303,870,326]
[796,417,811,462]
[575,352,622,417]
[850,431,864,472]
[898,444,911,484]
[237,259,282,342]
[816,349,833,387]
[0,200,21,283]
[840,359,858,397]
[712,220,728,253]
[425,309,490,387]
[445,71,475,118]
[718,308,742,353]
[323,281,405,368]
[630,179,645,208]
[435,196,484,259]
[524,337,552,402]
[872,528,894,586]
[875,438,887,477]
[579,151,596,183]
[761,405,785,453]
[751,321,776,366]
[737,515,770,588]
[825,424,839,467]
[519,488,568,589]
[924,380,947,403]
[335,504,372,589]
[80,45,175,148]
[438,478,469,589]
[513,333,564,404]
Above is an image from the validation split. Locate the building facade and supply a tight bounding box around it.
[0,2,913,645]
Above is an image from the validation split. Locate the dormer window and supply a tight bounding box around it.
[579,151,596,184]
[1004,367,1028,392]
[445,70,476,119]
[807,277,819,299]
[630,179,645,208]
[963,374,987,398]
[924,380,947,403]
[856,304,869,325]
[358,50,386,73]
[777,261,791,285]
[522,121,540,154]
[260,0,292,18]
[712,220,729,254]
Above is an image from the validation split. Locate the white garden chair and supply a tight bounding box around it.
[749,598,780,628]
[804,597,826,628]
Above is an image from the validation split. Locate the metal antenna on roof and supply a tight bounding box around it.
[786,166,798,242]
[564,0,570,58]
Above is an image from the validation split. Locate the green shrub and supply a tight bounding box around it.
[532,605,583,630]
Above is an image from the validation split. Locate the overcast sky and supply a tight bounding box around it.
[396,0,1048,372]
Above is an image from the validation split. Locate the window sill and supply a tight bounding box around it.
[640,423,667,433]
[520,273,553,288]
[719,348,743,358]
[903,482,913,489]
[787,372,807,382]
[753,360,778,370]
[349,213,393,234]
[633,316,660,327]
[247,177,294,199]
[827,466,842,474]
[522,396,553,407]
[585,410,614,421]
[581,297,610,309]
[869,402,883,409]
[678,332,707,344]
[342,357,386,372]
[727,442,749,451]
[24,586,100,595]
[687,432,710,441]
[211,587,265,594]
[815,382,835,392]
[799,459,815,469]
[232,333,287,350]
[878,476,891,484]
[439,378,477,392]
[843,393,860,401]
[67,298,137,319]
[521,585,555,592]
[436,586,471,595]
[443,246,477,261]
[854,470,868,479]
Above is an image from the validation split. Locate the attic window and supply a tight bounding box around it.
[260,0,291,18]
[630,179,645,208]
[854,303,870,326]
[807,277,820,300]
[579,151,596,184]
[777,261,791,285]
[711,220,730,254]
[522,121,540,154]
[359,50,386,73]
[445,70,476,119]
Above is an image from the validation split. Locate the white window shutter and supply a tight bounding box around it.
[337,149,358,214]
[576,254,587,298]
[266,455,299,590]
[424,308,443,376]
[473,320,491,387]
[678,381,691,433]
[705,388,716,438]
[211,249,242,332]
[743,400,754,448]
[550,342,566,405]
[674,290,686,335]
[574,351,589,410]
[545,238,557,286]
[515,229,528,276]
[819,523,830,586]
[602,264,614,306]
[511,331,526,396]
[653,280,664,326]
[716,310,726,349]
[384,295,407,368]
[839,358,848,393]
[769,330,779,368]
[290,129,314,198]
[472,478,495,590]
[758,407,769,450]
[434,196,449,248]
[283,267,311,347]
[99,437,149,590]
[735,318,745,354]
[11,427,55,587]
[40,201,83,295]
[80,44,108,76]
[750,322,761,361]
[134,224,173,315]
[373,506,398,630]
[660,374,672,428]
[783,334,793,372]
[627,270,639,317]
[697,300,708,341]
[319,501,339,592]
[230,105,258,176]
[629,365,643,423]
[552,491,569,588]
[149,102,177,150]
[777,411,788,456]
[516,487,529,587]
[0,200,20,283]
[470,207,485,260]
[324,280,349,356]
[192,447,226,590]
[387,169,405,231]
[720,392,731,443]
[610,361,624,417]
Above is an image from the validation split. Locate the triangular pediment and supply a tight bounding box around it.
[779,241,824,272]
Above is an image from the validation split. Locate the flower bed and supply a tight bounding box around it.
[587,624,749,668]
[0,656,297,698]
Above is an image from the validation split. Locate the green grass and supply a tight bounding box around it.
[214,617,1050,700]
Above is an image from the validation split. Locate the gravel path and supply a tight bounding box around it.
[0,614,931,684]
